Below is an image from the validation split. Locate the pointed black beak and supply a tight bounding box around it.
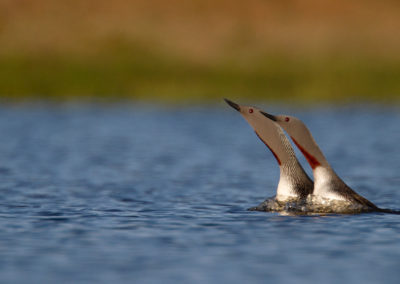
[224,98,241,111]
[260,111,277,121]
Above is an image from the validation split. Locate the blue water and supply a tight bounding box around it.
[0,103,399,283]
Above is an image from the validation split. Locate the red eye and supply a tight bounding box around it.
[285,117,290,122]
[249,108,253,113]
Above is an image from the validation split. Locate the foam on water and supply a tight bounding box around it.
[249,195,386,215]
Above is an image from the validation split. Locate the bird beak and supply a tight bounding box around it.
[224,98,241,112]
[260,111,277,121]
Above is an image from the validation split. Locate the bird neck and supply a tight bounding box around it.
[274,135,313,200]
[290,135,330,170]
[290,132,348,199]
[254,130,313,199]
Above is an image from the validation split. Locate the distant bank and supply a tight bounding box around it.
[1,1,400,103]
[1,48,399,104]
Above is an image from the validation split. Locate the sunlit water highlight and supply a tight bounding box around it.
[0,103,399,283]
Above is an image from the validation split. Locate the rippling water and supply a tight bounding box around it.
[0,103,399,283]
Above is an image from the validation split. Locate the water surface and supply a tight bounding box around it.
[0,103,399,283]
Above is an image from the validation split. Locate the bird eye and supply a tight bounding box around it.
[249,108,254,113]
[285,117,290,122]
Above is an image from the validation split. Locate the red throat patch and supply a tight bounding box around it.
[291,137,321,169]
[255,131,281,165]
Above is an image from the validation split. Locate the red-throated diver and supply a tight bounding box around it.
[225,99,313,203]
[260,111,380,211]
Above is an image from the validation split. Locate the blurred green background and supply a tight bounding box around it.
[1,0,400,103]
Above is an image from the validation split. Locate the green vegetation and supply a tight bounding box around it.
[1,46,399,103]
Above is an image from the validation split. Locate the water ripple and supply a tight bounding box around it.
[0,104,399,283]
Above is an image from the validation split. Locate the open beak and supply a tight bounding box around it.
[224,98,241,112]
[260,111,277,121]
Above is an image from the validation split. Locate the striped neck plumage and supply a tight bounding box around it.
[254,130,313,200]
